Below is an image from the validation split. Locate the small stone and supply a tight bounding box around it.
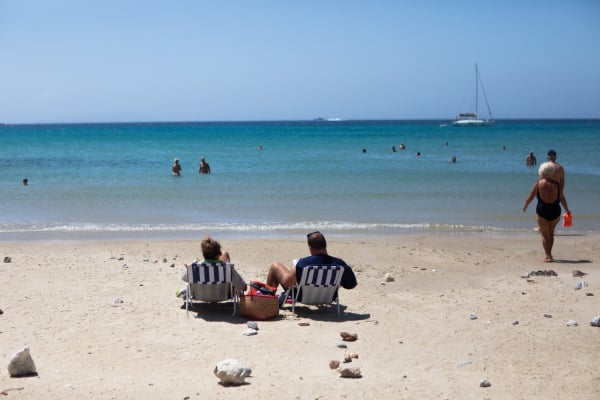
[114,298,123,304]
[512,320,519,325]
[343,354,353,363]
[336,341,347,349]
[384,273,395,282]
[340,332,358,342]
[544,313,552,318]
[566,320,578,327]
[163,258,167,263]
[298,322,310,326]
[0,309,3,315]
[572,269,587,277]
[339,367,362,378]
[213,359,252,385]
[7,347,37,377]
[246,321,259,330]
[480,379,491,387]
[3,256,11,263]
[242,328,257,336]
[469,313,478,320]
[589,316,600,327]
[329,360,340,369]
[521,272,530,278]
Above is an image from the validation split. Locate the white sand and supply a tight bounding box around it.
[1,232,599,399]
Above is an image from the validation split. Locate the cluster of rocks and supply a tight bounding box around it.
[330,331,362,378]
[519,269,598,328]
[521,269,558,278]
[211,322,261,385]
[242,321,259,336]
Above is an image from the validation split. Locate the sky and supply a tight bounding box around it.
[0,0,599,123]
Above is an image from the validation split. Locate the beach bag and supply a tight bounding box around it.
[239,293,279,320]
[239,281,278,320]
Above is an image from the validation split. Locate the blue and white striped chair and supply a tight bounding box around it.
[185,261,238,316]
[290,265,345,315]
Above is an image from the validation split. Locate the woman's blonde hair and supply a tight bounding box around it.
[538,162,556,179]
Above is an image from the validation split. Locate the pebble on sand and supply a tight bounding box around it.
[339,367,362,378]
[340,332,358,342]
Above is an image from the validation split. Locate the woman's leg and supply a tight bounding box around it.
[537,216,560,262]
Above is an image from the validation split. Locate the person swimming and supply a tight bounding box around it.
[172,158,182,176]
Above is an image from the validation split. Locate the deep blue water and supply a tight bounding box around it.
[1,120,599,240]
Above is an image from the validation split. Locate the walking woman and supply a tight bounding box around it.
[523,162,571,262]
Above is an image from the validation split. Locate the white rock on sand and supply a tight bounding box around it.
[213,359,252,385]
[7,347,37,377]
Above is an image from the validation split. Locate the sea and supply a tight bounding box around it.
[1,120,599,241]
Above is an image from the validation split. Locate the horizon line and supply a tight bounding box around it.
[2,117,600,126]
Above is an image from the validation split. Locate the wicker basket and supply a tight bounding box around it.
[239,294,279,320]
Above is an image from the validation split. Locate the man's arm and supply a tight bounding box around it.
[341,266,357,289]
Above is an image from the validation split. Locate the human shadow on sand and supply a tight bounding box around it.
[279,304,371,323]
[180,302,244,324]
[552,259,592,264]
[181,302,370,323]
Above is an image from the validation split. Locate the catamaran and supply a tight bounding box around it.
[452,63,495,127]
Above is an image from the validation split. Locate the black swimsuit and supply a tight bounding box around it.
[536,180,561,221]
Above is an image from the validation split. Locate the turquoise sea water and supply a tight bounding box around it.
[1,120,599,240]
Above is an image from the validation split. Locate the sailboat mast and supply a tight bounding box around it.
[477,64,494,120]
[475,63,479,117]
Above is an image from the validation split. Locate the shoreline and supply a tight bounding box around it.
[1,233,598,399]
[0,223,592,243]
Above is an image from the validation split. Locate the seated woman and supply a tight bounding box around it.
[177,236,246,297]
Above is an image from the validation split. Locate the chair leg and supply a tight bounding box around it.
[186,285,190,317]
[291,287,298,315]
[232,288,238,316]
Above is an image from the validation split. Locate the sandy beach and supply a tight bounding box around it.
[1,232,599,399]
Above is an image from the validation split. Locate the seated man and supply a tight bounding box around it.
[266,231,357,301]
[177,235,246,297]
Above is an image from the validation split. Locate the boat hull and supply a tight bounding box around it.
[452,119,495,127]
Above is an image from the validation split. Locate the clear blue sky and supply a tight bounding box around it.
[1,0,599,123]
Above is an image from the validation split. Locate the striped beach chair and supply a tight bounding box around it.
[290,265,345,315]
[186,261,238,316]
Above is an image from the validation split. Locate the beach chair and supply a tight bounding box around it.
[185,261,238,317]
[289,265,345,315]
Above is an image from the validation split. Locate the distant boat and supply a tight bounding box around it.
[313,117,342,122]
[452,63,495,127]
